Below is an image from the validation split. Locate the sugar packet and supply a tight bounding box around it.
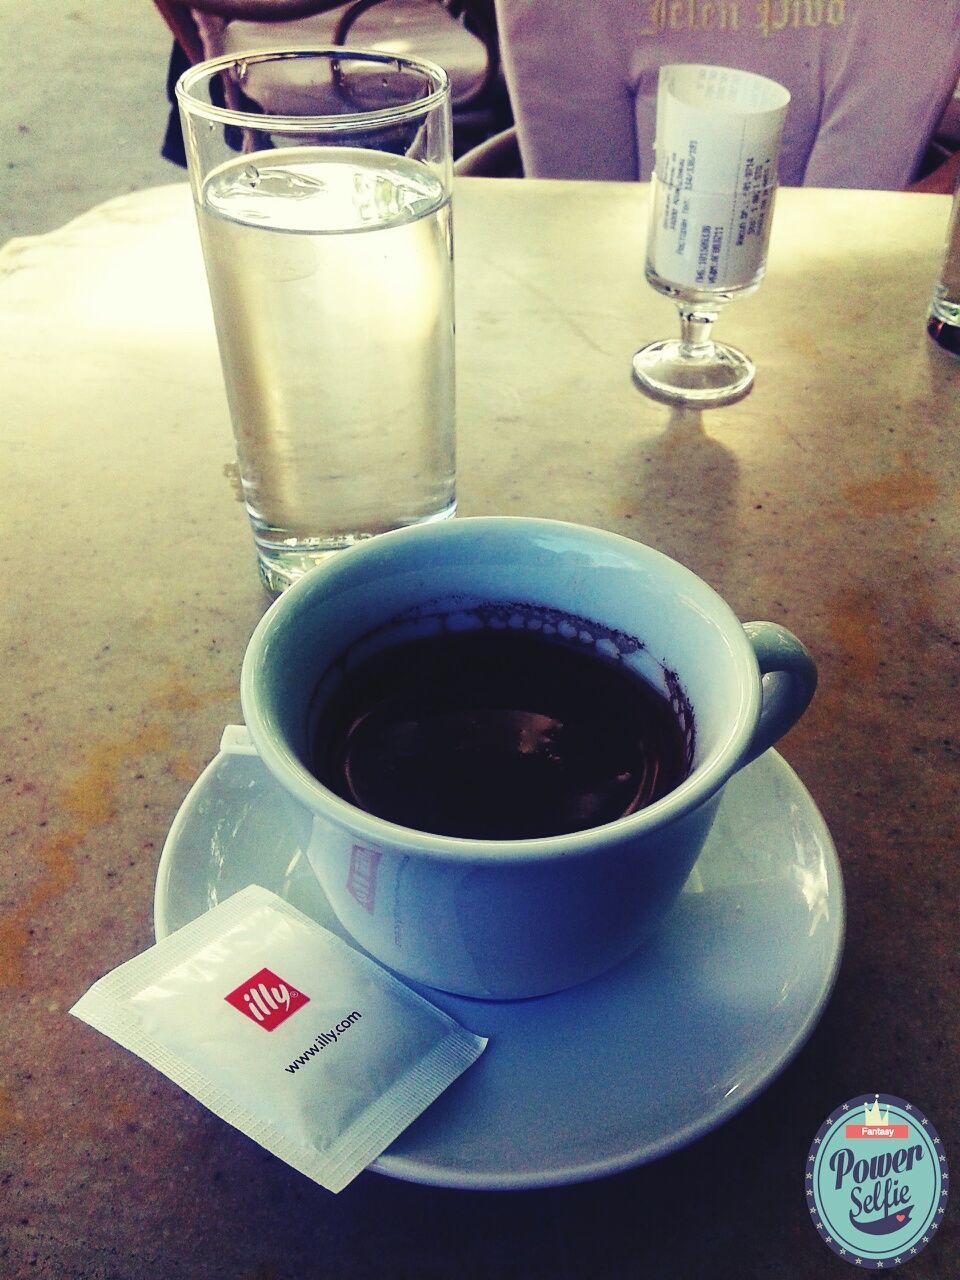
[70,885,487,1192]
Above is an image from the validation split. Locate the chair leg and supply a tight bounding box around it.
[153,0,205,63]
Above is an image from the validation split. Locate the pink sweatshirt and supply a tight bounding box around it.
[494,0,960,187]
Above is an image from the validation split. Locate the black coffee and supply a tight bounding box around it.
[309,620,693,840]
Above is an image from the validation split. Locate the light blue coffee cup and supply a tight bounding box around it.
[240,517,816,999]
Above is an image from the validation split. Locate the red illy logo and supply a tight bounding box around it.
[224,968,310,1031]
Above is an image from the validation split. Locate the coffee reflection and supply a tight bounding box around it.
[309,614,694,840]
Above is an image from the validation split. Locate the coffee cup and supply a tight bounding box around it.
[240,517,816,999]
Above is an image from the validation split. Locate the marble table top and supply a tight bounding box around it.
[0,178,957,1278]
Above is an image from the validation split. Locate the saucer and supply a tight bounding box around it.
[155,738,844,1190]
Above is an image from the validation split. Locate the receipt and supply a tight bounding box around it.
[647,65,790,291]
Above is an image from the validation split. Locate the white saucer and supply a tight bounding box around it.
[155,743,843,1191]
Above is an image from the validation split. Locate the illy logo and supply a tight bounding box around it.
[224,967,310,1031]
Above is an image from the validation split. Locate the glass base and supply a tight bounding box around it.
[927,315,960,357]
[927,279,960,357]
[252,501,457,595]
[632,339,755,407]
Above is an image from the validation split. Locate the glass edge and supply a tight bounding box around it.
[175,45,451,132]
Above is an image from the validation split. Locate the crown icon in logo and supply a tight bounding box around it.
[864,1095,890,1125]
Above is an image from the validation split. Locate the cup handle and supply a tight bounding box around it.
[741,622,817,766]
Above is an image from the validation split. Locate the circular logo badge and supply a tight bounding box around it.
[807,1094,949,1269]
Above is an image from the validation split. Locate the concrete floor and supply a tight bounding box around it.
[0,1,513,246]
[2,0,181,244]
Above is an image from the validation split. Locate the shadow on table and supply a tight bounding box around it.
[191,1004,858,1280]
[614,407,742,586]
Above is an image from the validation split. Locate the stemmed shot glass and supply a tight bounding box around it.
[633,65,790,407]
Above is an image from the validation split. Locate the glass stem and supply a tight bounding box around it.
[677,305,719,360]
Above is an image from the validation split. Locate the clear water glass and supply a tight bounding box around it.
[177,50,455,592]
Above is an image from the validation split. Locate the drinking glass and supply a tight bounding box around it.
[177,50,455,593]
[927,176,960,357]
[632,65,789,407]
[632,174,777,404]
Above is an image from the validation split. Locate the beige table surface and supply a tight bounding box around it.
[0,179,957,1279]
